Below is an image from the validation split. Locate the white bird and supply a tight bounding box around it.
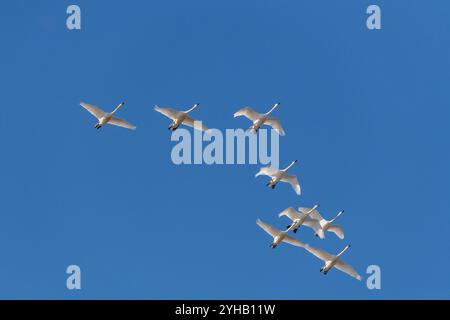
[154,103,209,132]
[278,204,321,234]
[256,219,305,249]
[255,160,301,195]
[303,244,362,280]
[234,102,285,136]
[300,207,345,239]
[80,102,136,130]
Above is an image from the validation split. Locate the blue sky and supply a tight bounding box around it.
[0,0,449,299]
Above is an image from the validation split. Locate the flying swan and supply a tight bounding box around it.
[300,207,345,239]
[79,102,136,130]
[278,204,321,234]
[255,160,301,195]
[256,219,305,249]
[303,244,362,280]
[234,102,285,135]
[154,103,209,132]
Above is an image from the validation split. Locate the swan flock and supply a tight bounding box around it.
[79,101,362,281]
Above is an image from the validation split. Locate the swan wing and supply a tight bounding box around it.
[154,106,182,121]
[281,174,301,195]
[328,225,345,239]
[233,107,261,122]
[303,244,334,262]
[278,207,302,221]
[80,102,106,120]
[302,216,326,239]
[183,115,209,132]
[334,260,362,280]
[255,166,279,178]
[282,235,305,248]
[108,116,136,130]
[300,207,323,221]
[256,219,280,238]
[264,117,285,136]
[302,218,325,238]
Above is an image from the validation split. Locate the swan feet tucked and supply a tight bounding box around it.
[266,181,276,189]
[94,124,102,129]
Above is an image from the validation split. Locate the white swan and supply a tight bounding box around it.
[80,102,136,130]
[300,208,345,239]
[278,204,321,234]
[255,160,301,195]
[256,219,305,249]
[303,244,362,280]
[234,102,285,135]
[154,103,209,132]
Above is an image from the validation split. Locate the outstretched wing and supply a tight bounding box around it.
[303,244,334,262]
[281,174,301,195]
[80,102,106,120]
[328,225,345,240]
[278,207,302,221]
[256,219,280,238]
[282,235,305,248]
[154,106,182,121]
[183,116,209,132]
[334,260,362,280]
[302,217,325,239]
[264,117,285,136]
[233,107,261,122]
[255,166,279,178]
[108,116,136,130]
[300,207,323,221]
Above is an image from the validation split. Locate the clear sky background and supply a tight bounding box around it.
[0,0,449,299]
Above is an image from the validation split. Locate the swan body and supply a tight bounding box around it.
[303,244,361,280]
[234,102,285,135]
[300,208,345,239]
[256,219,305,249]
[255,160,301,195]
[80,102,136,130]
[278,204,320,233]
[154,103,209,132]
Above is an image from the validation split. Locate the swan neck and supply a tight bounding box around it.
[284,161,297,171]
[187,104,199,113]
[337,245,350,257]
[330,210,344,223]
[112,102,124,114]
[267,103,280,115]
[306,204,319,215]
